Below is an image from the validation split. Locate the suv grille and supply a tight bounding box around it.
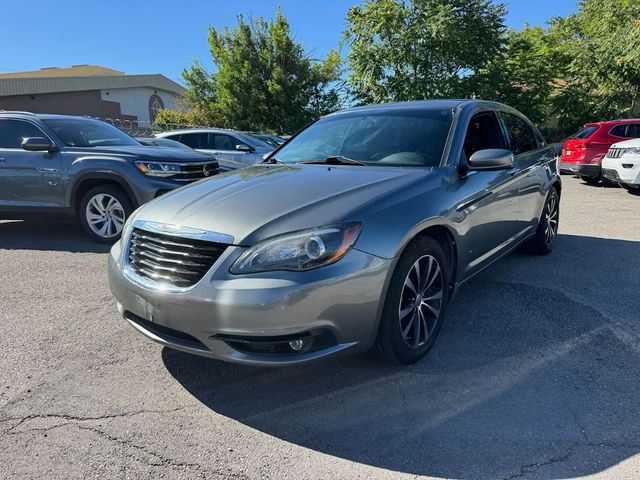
[128,228,228,288]
[173,162,219,182]
[607,148,625,159]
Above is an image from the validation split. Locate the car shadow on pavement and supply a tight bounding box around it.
[0,220,111,253]
[162,234,640,479]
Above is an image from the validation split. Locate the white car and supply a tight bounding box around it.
[156,128,274,166]
[602,138,640,191]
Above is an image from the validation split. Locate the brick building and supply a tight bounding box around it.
[0,65,185,124]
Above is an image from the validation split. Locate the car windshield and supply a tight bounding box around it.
[248,133,284,148]
[43,118,140,147]
[273,109,453,167]
[230,132,270,150]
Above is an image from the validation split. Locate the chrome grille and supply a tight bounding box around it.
[173,161,219,182]
[128,228,228,288]
[607,148,625,159]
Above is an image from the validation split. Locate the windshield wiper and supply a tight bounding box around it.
[301,156,367,166]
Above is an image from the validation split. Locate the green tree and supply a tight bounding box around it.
[572,0,640,115]
[179,61,226,126]
[545,0,640,133]
[343,0,507,104]
[207,10,341,133]
[472,25,560,124]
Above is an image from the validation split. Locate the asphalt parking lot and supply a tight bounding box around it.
[1,176,639,480]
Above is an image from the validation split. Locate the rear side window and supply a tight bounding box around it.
[610,124,640,138]
[0,119,47,148]
[212,134,237,150]
[500,113,538,155]
[175,132,208,149]
[573,126,598,139]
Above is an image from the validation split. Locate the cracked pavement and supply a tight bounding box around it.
[1,176,639,479]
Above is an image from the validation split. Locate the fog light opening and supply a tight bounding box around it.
[289,339,305,351]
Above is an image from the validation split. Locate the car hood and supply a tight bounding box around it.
[66,145,214,162]
[134,164,431,245]
[611,138,640,149]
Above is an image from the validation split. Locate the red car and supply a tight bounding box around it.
[560,119,640,183]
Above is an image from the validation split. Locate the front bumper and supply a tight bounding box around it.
[558,162,600,177]
[602,156,640,186]
[107,240,394,366]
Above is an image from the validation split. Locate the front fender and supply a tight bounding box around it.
[65,156,139,213]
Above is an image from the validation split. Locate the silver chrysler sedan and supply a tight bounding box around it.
[108,100,560,366]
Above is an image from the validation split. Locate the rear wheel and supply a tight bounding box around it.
[524,187,559,255]
[79,185,132,243]
[375,236,449,365]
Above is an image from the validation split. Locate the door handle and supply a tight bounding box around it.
[0,158,6,163]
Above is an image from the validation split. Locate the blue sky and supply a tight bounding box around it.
[0,1,578,84]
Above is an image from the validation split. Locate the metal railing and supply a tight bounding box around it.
[94,117,212,137]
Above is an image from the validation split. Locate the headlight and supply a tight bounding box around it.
[230,223,363,274]
[134,161,182,177]
[623,147,640,155]
[121,215,134,244]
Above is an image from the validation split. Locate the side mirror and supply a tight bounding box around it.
[21,137,58,152]
[235,144,253,153]
[468,149,513,170]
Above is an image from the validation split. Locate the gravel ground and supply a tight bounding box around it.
[1,175,639,480]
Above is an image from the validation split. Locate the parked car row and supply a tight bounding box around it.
[559,118,640,191]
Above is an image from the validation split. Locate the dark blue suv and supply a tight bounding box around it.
[0,112,218,242]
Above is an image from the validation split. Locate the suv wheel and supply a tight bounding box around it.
[579,175,600,185]
[375,236,449,365]
[79,185,132,243]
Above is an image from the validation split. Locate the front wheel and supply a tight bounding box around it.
[375,236,449,365]
[79,185,132,243]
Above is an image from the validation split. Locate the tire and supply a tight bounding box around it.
[524,187,560,255]
[78,185,133,243]
[579,175,600,185]
[375,236,450,365]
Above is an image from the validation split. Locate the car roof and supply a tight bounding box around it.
[0,111,103,122]
[329,99,471,115]
[585,119,640,127]
[157,127,244,136]
[325,99,524,119]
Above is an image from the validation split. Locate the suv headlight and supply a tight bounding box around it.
[623,147,640,155]
[230,223,363,274]
[134,161,181,177]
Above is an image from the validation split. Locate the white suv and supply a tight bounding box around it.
[602,138,640,191]
[156,128,274,166]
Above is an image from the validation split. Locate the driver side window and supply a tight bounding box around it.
[462,112,505,161]
[0,120,47,149]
